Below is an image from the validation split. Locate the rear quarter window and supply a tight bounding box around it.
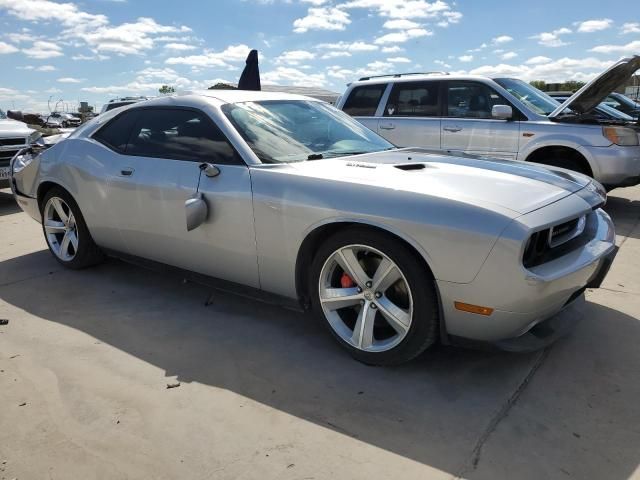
[342,84,386,116]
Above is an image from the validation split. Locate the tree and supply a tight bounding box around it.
[562,80,585,93]
[159,85,175,94]
[530,80,546,91]
[208,82,237,90]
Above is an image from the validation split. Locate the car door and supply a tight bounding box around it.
[377,80,442,149]
[106,106,260,288]
[441,80,520,159]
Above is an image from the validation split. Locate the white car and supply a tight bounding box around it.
[0,109,41,188]
[337,56,640,190]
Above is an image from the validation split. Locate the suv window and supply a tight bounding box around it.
[384,81,440,117]
[342,84,386,116]
[446,81,510,119]
[95,108,241,164]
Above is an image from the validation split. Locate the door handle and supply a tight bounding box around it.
[443,126,462,133]
[379,123,396,130]
[120,168,134,176]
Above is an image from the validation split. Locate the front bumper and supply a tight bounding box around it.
[583,144,640,187]
[438,205,616,344]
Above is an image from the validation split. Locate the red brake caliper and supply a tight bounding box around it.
[340,272,356,289]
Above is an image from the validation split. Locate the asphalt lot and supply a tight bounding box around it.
[1,186,639,480]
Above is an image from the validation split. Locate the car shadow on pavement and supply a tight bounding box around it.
[0,190,20,217]
[604,194,640,240]
[1,251,639,478]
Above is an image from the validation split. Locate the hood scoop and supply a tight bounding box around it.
[394,163,429,171]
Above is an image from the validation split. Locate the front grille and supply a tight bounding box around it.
[0,137,26,147]
[523,214,591,269]
[0,149,20,164]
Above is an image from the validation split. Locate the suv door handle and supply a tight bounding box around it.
[379,123,395,130]
[120,168,134,176]
[443,126,462,133]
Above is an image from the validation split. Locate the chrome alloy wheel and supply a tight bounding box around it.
[318,244,414,352]
[43,196,79,262]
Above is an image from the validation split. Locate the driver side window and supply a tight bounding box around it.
[446,82,509,119]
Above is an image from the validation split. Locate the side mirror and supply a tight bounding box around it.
[492,105,513,120]
[185,193,208,231]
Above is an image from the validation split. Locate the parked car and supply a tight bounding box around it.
[100,96,148,114]
[337,56,640,190]
[603,92,640,119]
[0,109,42,189]
[10,91,616,364]
[41,113,65,129]
[547,93,636,122]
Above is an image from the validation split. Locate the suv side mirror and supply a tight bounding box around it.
[492,105,513,120]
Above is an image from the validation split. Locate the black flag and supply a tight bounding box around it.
[238,49,261,91]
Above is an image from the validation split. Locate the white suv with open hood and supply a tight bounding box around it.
[337,56,640,190]
[0,109,41,189]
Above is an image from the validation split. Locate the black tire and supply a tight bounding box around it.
[309,226,439,366]
[40,187,104,269]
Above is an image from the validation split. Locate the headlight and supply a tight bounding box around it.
[586,179,607,202]
[602,126,639,146]
[12,150,35,174]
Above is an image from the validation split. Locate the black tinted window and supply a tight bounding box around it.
[446,82,509,119]
[385,81,440,117]
[93,110,140,152]
[126,108,240,164]
[342,84,386,116]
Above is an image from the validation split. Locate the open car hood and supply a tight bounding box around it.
[549,56,640,118]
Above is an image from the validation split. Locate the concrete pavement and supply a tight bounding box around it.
[0,187,639,480]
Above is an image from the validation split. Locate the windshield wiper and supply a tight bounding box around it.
[307,153,324,160]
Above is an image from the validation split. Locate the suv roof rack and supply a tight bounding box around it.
[358,71,450,81]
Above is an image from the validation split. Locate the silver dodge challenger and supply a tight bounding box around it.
[10,90,617,365]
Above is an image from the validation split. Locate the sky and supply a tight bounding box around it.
[0,0,639,113]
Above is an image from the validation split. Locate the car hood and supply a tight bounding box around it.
[0,118,33,136]
[549,56,640,118]
[287,149,591,216]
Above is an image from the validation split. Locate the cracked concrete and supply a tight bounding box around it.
[1,187,639,480]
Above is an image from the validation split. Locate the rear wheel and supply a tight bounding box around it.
[310,227,439,365]
[41,187,103,269]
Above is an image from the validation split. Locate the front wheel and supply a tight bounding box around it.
[310,227,439,365]
[41,187,104,269]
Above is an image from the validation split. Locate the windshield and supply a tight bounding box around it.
[599,103,634,120]
[0,109,6,119]
[105,101,136,111]
[222,100,394,163]
[494,78,560,116]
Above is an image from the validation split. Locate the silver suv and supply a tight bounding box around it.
[337,56,640,190]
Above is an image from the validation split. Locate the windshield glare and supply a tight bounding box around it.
[495,78,561,116]
[222,100,394,163]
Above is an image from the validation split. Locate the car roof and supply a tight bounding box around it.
[167,89,320,106]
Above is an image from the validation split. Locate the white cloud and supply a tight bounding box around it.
[458,54,473,62]
[57,77,85,83]
[17,64,56,71]
[621,22,640,34]
[434,59,451,68]
[164,43,197,51]
[0,0,192,56]
[262,66,326,87]
[383,19,421,29]
[590,40,640,55]
[321,51,352,59]
[525,56,552,65]
[4,32,37,43]
[293,6,350,33]
[387,56,411,63]
[22,40,63,59]
[492,35,513,44]
[381,45,403,53]
[72,53,110,61]
[374,28,432,44]
[276,50,316,65]
[576,18,613,33]
[0,41,19,54]
[501,51,517,60]
[467,56,614,83]
[530,27,572,47]
[339,0,460,25]
[317,41,378,52]
[165,44,251,68]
